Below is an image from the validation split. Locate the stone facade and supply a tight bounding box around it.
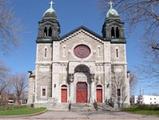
[28,2,130,109]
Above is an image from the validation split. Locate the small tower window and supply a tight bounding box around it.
[41,86,47,98]
[117,89,121,96]
[62,46,66,57]
[97,46,101,57]
[44,27,48,37]
[116,27,120,38]
[111,27,115,38]
[116,49,119,58]
[42,88,46,96]
[49,27,52,37]
[44,48,47,57]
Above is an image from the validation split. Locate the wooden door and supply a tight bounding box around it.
[96,85,103,103]
[61,85,67,103]
[76,82,87,103]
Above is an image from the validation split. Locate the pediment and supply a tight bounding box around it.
[60,26,104,43]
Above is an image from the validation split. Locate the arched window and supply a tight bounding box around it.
[44,27,47,37]
[116,27,120,38]
[97,85,102,88]
[75,64,90,73]
[49,27,52,37]
[111,27,115,38]
[61,85,67,88]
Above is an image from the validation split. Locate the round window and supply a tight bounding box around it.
[74,44,91,58]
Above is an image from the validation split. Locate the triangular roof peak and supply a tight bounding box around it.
[61,26,103,40]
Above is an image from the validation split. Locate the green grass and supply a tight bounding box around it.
[123,105,159,116]
[0,105,46,116]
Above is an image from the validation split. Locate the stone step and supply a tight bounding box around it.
[70,103,95,112]
[47,103,69,111]
[97,103,115,111]
[46,101,114,111]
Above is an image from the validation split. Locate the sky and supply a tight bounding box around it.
[1,0,157,95]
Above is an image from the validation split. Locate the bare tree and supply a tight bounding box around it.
[99,0,159,48]
[111,72,127,109]
[0,61,10,105]
[99,0,159,51]
[0,0,22,105]
[0,0,20,54]
[99,0,159,91]
[11,74,27,105]
[129,72,137,96]
[152,43,159,50]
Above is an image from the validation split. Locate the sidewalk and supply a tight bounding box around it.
[0,111,158,120]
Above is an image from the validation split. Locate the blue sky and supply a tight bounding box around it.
[1,0,157,95]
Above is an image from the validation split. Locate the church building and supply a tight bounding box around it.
[28,1,130,110]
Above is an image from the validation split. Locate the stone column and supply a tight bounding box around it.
[27,75,35,104]
[90,74,95,103]
[104,64,111,100]
[91,81,95,103]
[70,83,74,103]
[69,74,74,103]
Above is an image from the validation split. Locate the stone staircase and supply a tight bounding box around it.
[97,103,115,111]
[47,102,115,111]
[70,103,95,112]
[70,103,115,112]
[46,98,69,111]
[47,103,69,111]
[46,98,115,111]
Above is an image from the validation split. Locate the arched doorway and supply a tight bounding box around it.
[76,82,88,103]
[96,85,103,103]
[61,85,67,103]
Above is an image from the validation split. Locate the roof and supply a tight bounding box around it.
[61,26,104,40]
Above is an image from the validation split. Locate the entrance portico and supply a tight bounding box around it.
[68,63,96,103]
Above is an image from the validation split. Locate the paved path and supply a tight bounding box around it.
[0,111,159,120]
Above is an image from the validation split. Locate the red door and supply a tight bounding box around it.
[61,85,67,103]
[76,82,87,103]
[96,85,103,103]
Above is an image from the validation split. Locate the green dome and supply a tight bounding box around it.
[106,1,119,18]
[42,1,57,20]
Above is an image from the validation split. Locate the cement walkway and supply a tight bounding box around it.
[0,111,159,120]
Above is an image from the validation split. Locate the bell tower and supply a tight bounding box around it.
[37,1,60,43]
[102,1,130,107]
[102,1,125,43]
[35,1,60,102]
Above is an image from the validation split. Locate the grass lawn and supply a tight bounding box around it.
[0,105,46,116]
[123,105,159,116]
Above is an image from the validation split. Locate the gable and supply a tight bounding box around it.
[60,26,104,43]
[59,26,105,62]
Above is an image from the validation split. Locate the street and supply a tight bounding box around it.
[0,111,159,120]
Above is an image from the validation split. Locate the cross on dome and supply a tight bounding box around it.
[50,0,54,9]
[106,0,119,18]
[43,0,56,17]
[108,1,113,9]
